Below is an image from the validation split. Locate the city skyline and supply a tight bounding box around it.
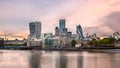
[0,0,120,40]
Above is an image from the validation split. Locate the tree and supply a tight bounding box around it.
[100,38,116,44]
[100,38,109,44]
[88,39,100,46]
[109,37,116,44]
[118,38,120,41]
[92,40,100,46]
[71,40,77,47]
[23,42,27,46]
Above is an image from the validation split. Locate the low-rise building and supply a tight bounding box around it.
[0,38,4,44]
[27,38,43,47]
[113,32,120,40]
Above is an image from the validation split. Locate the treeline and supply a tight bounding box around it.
[88,37,117,46]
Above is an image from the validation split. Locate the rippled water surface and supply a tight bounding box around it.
[0,49,120,68]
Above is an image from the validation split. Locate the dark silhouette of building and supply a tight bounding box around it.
[55,27,59,36]
[67,32,72,38]
[63,28,68,33]
[0,38,4,44]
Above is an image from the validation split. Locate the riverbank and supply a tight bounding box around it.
[0,46,120,51]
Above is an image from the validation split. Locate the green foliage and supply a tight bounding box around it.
[93,40,100,46]
[99,38,110,44]
[88,39,100,46]
[89,37,116,46]
[71,40,77,47]
[109,38,116,44]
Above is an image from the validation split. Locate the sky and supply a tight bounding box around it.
[0,0,120,40]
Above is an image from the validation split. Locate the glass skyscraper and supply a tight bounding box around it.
[29,22,36,36]
[76,25,84,40]
[35,22,41,39]
[59,19,66,33]
[29,21,41,39]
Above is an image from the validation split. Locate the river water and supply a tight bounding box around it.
[0,49,120,68]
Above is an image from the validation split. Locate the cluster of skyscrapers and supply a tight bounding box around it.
[55,19,72,37]
[27,19,84,47]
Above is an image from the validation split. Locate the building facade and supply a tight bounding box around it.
[27,21,41,46]
[59,19,66,33]
[29,22,36,36]
[55,27,59,36]
[0,38,4,44]
[113,32,120,40]
[35,22,41,39]
[76,25,84,40]
[29,21,41,39]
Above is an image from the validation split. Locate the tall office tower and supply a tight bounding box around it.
[55,27,59,36]
[35,22,41,39]
[29,22,36,36]
[76,25,84,40]
[29,21,41,39]
[59,19,66,33]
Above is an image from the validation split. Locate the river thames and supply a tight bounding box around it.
[0,49,120,68]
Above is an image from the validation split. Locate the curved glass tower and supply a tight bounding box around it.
[76,25,84,40]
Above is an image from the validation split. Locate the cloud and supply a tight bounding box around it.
[100,11,120,33]
[0,0,120,39]
[83,11,120,36]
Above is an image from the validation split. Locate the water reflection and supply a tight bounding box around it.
[77,52,83,68]
[0,50,120,68]
[29,51,41,68]
[28,50,120,68]
[0,50,29,68]
[59,52,67,68]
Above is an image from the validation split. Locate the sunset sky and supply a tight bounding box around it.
[0,0,120,40]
